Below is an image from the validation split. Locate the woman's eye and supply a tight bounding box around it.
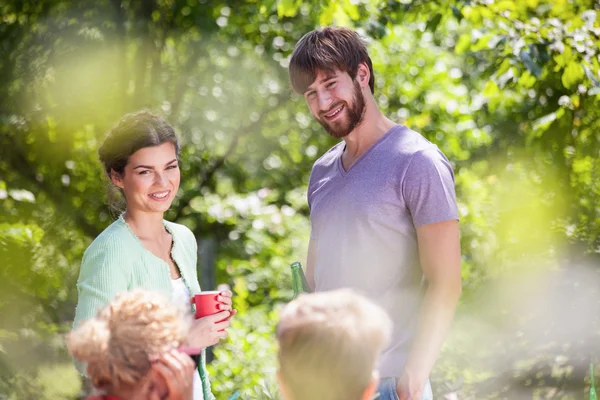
[138,170,151,175]
[327,81,336,88]
[167,165,179,170]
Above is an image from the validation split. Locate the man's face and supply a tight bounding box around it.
[303,69,366,139]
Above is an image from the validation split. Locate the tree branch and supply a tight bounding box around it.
[169,42,206,118]
[7,147,102,238]
[172,93,290,220]
[110,0,128,104]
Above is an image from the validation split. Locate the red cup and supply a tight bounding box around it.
[193,291,222,319]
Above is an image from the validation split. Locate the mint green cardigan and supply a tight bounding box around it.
[73,215,214,400]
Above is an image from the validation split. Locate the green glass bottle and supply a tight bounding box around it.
[591,363,597,400]
[291,261,311,299]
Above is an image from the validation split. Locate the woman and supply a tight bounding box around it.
[69,289,198,400]
[73,110,232,400]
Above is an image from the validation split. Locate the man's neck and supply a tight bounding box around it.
[123,209,166,240]
[342,98,396,159]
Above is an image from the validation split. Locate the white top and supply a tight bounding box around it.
[171,278,204,400]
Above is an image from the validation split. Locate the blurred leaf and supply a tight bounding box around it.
[452,5,463,22]
[520,50,542,77]
[426,13,443,32]
[562,61,584,88]
[277,0,300,18]
[455,33,471,54]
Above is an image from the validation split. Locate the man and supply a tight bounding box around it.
[276,289,392,400]
[288,27,462,400]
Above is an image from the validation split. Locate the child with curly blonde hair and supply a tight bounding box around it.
[67,289,198,400]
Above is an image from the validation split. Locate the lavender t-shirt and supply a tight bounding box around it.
[307,125,459,378]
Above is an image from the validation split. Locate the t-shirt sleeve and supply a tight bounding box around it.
[402,148,459,227]
[307,166,318,240]
[307,165,318,212]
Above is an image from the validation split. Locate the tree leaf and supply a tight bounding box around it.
[276,0,300,18]
[341,0,360,21]
[483,80,499,98]
[452,5,463,22]
[561,61,584,89]
[455,33,471,54]
[519,50,542,78]
[583,64,600,87]
[426,13,443,32]
[319,2,337,25]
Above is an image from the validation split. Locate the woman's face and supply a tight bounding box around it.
[112,142,180,215]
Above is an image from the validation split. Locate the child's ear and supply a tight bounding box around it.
[276,369,292,400]
[361,370,380,400]
[110,169,125,189]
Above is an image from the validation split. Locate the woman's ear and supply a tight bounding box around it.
[110,169,125,189]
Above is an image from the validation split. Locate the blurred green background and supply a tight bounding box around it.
[1,0,600,399]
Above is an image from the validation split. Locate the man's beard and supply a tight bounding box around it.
[318,80,366,139]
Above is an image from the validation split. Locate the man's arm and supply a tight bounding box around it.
[397,219,462,399]
[305,236,317,291]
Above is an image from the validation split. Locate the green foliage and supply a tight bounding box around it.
[1,0,600,398]
[209,302,283,399]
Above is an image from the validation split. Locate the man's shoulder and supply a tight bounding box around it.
[388,125,438,156]
[312,141,344,169]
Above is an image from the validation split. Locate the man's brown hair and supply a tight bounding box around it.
[289,27,375,95]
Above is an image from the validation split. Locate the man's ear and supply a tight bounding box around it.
[110,169,125,189]
[361,370,380,400]
[356,62,371,88]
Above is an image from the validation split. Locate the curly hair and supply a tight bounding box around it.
[66,290,190,392]
[98,110,180,215]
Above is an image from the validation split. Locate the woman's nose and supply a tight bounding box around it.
[154,172,166,185]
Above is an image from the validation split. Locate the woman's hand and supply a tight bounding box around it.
[189,290,238,318]
[188,311,231,348]
[217,290,238,319]
[216,290,233,312]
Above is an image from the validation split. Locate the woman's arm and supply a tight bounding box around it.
[73,239,129,327]
[72,237,129,374]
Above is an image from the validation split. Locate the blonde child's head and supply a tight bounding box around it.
[276,289,392,400]
[67,290,189,392]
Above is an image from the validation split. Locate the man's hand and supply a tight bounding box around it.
[396,367,424,400]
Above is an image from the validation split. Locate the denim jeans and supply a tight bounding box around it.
[376,377,433,400]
